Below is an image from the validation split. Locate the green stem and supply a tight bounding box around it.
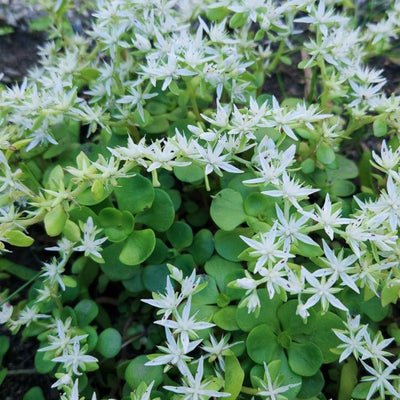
[241,386,259,395]
[267,40,285,73]
[308,67,318,103]
[7,368,38,376]
[0,272,41,307]
[186,79,201,121]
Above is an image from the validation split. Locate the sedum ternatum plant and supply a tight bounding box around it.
[1,0,400,399]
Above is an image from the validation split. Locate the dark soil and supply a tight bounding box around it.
[0,28,44,83]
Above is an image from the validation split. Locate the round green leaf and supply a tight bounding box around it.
[287,342,323,377]
[74,299,99,327]
[330,180,356,197]
[143,264,170,292]
[125,355,163,389]
[44,206,67,237]
[211,189,246,231]
[166,221,193,249]
[246,324,278,364]
[77,186,113,205]
[205,255,243,292]
[3,230,34,247]
[174,164,203,183]
[119,229,156,266]
[224,354,245,400]
[297,370,324,399]
[101,242,138,281]
[316,143,336,165]
[23,387,45,400]
[34,350,54,374]
[192,275,219,305]
[97,328,122,358]
[301,158,315,174]
[309,311,342,363]
[243,193,270,217]
[373,118,387,137]
[214,228,252,262]
[114,174,154,215]
[136,189,175,232]
[188,229,214,265]
[213,306,240,331]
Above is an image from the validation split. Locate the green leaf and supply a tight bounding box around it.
[373,118,387,137]
[192,275,219,305]
[34,350,54,374]
[144,116,169,134]
[99,208,134,242]
[174,164,204,183]
[338,358,358,400]
[309,311,342,363]
[136,189,175,232]
[229,12,247,28]
[166,221,193,249]
[188,229,214,265]
[244,193,272,217]
[330,180,356,197]
[287,342,323,377]
[0,259,37,280]
[143,264,170,292]
[4,230,34,247]
[301,158,315,174]
[125,355,163,389]
[224,354,245,400]
[297,370,324,399]
[317,143,336,165]
[114,174,154,215]
[23,387,45,400]
[351,382,372,399]
[77,186,113,205]
[205,255,244,294]
[246,324,279,364]
[326,155,358,180]
[381,282,400,306]
[119,229,156,266]
[206,6,230,21]
[360,295,389,322]
[44,206,67,237]
[214,228,252,262]
[211,189,246,231]
[0,368,7,386]
[97,328,122,358]
[213,306,240,331]
[101,242,138,281]
[277,300,316,336]
[74,299,99,327]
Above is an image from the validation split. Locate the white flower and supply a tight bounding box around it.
[52,339,98,376]
[142,276,182,319]
[304,193,352,239]
[155,298,214,350]
[301,267,348,313]
[262,172,319,210]
[255,362,301,399]
[240,223,292,273]
[361,359,400,400]
[163,357,230,400]
[275,204,318,251]
[314,240,359,293]
[73,217,107,260]
[145,328,201,370]
[333,314,369,362]
[0,302,13,324]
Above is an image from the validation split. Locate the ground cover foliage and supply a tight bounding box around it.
[1,0,400,399]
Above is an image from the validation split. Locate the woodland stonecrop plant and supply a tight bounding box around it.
[1,0,400,399]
